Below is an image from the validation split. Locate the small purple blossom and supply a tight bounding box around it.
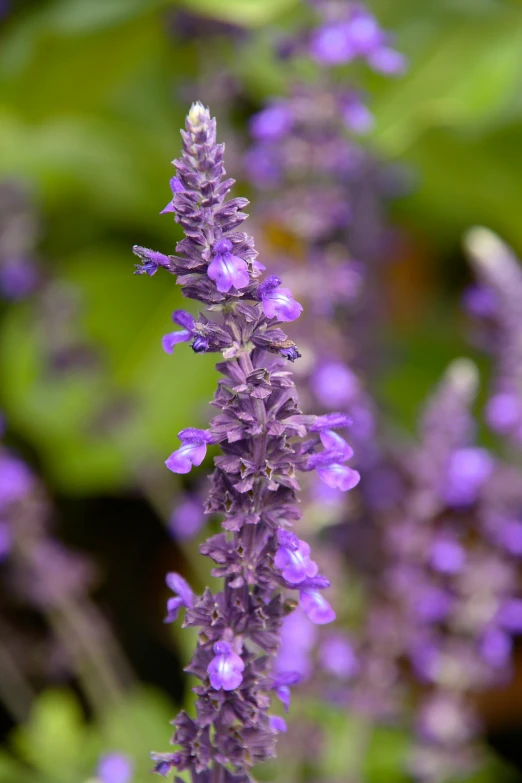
[164,572,194,623]
[430,536,466,574]
[299,587,336,625]
[160,176,185,214]
[486,393,521,433]
[150,752,182,777]
[97,753,133,783]
[444,447,493,507]
[314,459,360,492]
[496,599,522,632]
[207,641,245,691]
[269,715,287,733]
[368,46,406,75]
[207,238,250,293]
[0,454,33,510]
[311,362,359,408]
[162,310,195,354]
[341,93,374,135]
[320,634,359,680]
[132,245,171,276]
[258,276,303,322]
[310,22,355,65]
[250,104,293,141]
[168,495,205,540]
[165,428,213,474]
[479,627,512,668]
[274,530,318,584]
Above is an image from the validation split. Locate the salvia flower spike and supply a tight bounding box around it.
[133,103,359,782]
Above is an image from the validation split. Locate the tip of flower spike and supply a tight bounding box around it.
[188,101,209,128]
[445,358,478,399]
[464,226,510,271]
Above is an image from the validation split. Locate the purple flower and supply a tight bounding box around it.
[150,752,182,777]
[269,716,287,733]
[250,104,293,141]
[0,257,38,299]
[162,310,195,354]
[479,627,512,668]
[311,362,359,408]
[315,460,360,492]
[344,9,384,56]
[497,519,522,556]
[132,245,171,276]
[164,572,194,623]
[486,393,521,433]
[274,530,318,584]
[310,22,355,65]
[497,599,522,632]
[0,455,33,510]
[168,495,205,540]
[299,587,336,625]
[258,276,303,322]
[97,753,133,783]
[165,428,213,474]
[271,671,302,712]
[444,447,493,507]
[275,609,317,679]
[430,536,466,574]
[320,634,359,680]
[368,46,406,75]
[341,94,374,135]
[160,176,185,214]
[207,238,250,293]
[415,586,452,624]
[319,429,354,461]
[207,641,245,691]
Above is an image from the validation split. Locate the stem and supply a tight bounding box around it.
[0,631,35,723]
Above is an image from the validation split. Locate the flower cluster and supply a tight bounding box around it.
[133,103,359,781]
[466,227,522,444]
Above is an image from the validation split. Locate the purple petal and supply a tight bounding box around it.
[165,442,207,474]
[299,588,336,625]
[98,753,133,783]
[319,430,354,460]
[269,716,287,733]
[317,464,360,491]
[207,252,250,293]
[261,286,303,322]
[162,329,191,354]
[208,649,245,691]
[166,572,194,606]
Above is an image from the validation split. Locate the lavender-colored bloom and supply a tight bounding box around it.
[164,572,194,623]
[486,393,520,433]
[341,94,374,135]
[320,634,359,680]
[133,246,172,276]
[444,448,493,507]
[0,454,33,510]
[150,752,182,778]
[430,536,466,574]
[368,46,406,75]
[479,627,512,668]
[310,22,355,65]
[250,104,293,141]
[497,519,522,556]
[274,530,318,584]
[0,257,38,299]
[258,275,303,322]
[160,176,185,214]
[496,598,522,632]
[207,641,245,691]
[133,104,353,780]
[168,495,205,540]
[300,587,336,625]
[97,753,133,783]
[207,238,249,293]
[311,362,359,408]
[162,310,195,354]
[165,428,213,474]
[269,716,287,733]
[275,608,317,679]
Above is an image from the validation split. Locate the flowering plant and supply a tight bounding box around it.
[133,102,359,781]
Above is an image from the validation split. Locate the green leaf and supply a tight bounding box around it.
[176,0,299,27]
